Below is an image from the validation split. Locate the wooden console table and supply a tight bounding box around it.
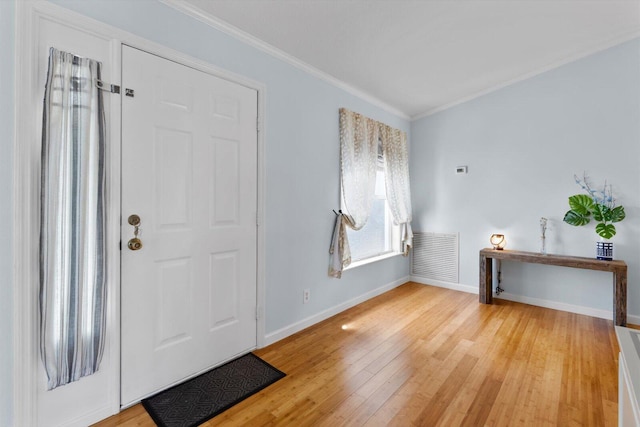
[479,248,627,326]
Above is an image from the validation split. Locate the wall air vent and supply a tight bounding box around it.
[411,232,459,283]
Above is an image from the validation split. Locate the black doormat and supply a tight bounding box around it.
[141,353,285,427]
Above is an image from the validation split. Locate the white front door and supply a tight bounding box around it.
[120,46,258,406]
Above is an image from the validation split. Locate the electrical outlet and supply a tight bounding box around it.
[303,288,310,304]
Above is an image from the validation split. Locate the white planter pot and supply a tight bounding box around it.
[596,240,613,260]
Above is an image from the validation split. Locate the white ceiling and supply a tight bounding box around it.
[175,0,640,119]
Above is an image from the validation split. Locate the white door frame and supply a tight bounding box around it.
[13,2,266,425]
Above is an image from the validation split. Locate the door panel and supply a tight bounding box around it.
[154,129,192,227]
[120,46,258,406]
[211,138,240,224]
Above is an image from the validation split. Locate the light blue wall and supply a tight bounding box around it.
[0,1,14,424]
[411,38,640,318]
[45,0,411,331]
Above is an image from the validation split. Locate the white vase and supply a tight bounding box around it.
[596,240,613,260]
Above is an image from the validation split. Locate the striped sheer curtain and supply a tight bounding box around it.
[40,48,107,389]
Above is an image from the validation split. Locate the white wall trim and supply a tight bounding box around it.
[263,276,410,346]
[158,0,410,121]
[497,292,613,321]
[14,2,268,425]
[411,29,640,120]
[410,276,640,325]
[410,276,477,294]
[13,1,40,424]
[345,251,403,271]
[628,315,640,327]
[256,83,267,349]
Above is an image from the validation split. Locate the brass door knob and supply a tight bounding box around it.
[128,237,143,251]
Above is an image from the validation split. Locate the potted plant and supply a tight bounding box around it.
[563,174,625,260]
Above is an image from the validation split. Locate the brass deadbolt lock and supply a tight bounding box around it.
[128,214,141,226]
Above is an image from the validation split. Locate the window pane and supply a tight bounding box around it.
[347,199,389,261]
[374,169,385,197]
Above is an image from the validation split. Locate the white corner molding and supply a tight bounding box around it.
[263,276,410,346]
[158,0,410,121]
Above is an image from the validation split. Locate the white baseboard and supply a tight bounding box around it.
[263,276,409,346]
[628,314,640,326]
[409,276,640,326]
[497,292,613,321]
[499,292,640,326]
[56,406,116,427]
[409,276,478,294]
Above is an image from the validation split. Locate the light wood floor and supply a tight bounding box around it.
[94,282,623,426]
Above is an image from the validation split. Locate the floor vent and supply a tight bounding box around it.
[412,232,459,283]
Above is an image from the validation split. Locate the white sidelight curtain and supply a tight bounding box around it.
[381,126,413,255]
[40,48,107,389]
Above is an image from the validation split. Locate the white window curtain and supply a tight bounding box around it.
[329,108,413,278]
[339,108,379,229]
[381,125,413,255]
[329,109,378,278]
[40,48,107,389]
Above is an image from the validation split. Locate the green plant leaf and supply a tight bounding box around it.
[568,194,594,216]
[611,206,626,223]
[563,210,590,226]
[592,204,611,222]
[596,223,616,239]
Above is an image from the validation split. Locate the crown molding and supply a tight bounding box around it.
[158,0,410,121]
[411,30,640,121]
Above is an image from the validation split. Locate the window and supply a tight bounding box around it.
[344,142,400,263]
[331,107,412,278]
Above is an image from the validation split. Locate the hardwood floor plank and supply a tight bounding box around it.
[459,376,503,426]
[92,282,623,427]
[418,353,479,426]
[345,365,414,427]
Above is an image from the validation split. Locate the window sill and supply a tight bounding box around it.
[345,251,403,271]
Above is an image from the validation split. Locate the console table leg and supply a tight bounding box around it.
[480,254,492,304]
[614,268,627,326]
